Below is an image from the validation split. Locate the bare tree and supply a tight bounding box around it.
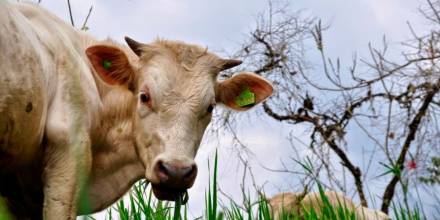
[214,0,440,215]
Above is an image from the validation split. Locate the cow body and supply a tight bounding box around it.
[268,191,390,220]
[0,1,50,169]
[1,2,105,219]
[0,2,273,219]
[0,1,102,169]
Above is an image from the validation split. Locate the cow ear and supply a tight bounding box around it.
[86,45,135,88]
[215,72,273,111]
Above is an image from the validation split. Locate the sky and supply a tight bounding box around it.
[14,0,437,218]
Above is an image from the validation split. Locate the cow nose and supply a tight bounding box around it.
[154,160,198,188]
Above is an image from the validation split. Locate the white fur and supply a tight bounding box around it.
[268,191,391,220]
[0,2,273,219]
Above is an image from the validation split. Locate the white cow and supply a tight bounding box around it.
[0,2,273,219]
[268,191,390,220]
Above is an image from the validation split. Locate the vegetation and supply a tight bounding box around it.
[0,198,13,220]
[93,153,424,220]
[419,157,440,185]
[212,0,440,215]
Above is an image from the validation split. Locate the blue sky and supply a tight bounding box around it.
[23,0,436,218]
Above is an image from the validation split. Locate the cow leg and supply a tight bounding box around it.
[42,133,91,220]
[42,137,91,220]
[40,48,94,219]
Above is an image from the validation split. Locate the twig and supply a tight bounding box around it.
[67,0,75,27]
[81,6,93,31]
[380,80,440,213]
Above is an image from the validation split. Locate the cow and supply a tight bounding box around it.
[268,191,390,220]
[0,2,273,219]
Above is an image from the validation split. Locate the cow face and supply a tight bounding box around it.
[86,37,273,201]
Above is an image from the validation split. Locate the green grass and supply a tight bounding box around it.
[0,152,428,219]
[102,151,425,220]
[392,202,424,220]
[0,197,12,220]
[106,181,186,220]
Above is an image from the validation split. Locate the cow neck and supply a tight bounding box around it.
[85,87,145,213]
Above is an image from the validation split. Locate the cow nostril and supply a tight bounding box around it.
[157,160,167,173]
[156,160,171,181]
[184,164,197,180]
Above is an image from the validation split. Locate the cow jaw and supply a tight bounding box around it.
[151,183,188,202]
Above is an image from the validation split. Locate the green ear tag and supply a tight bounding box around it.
[102,60,112,70]
[235,88,255,107]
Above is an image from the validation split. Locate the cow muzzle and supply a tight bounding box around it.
[151,160,197,202]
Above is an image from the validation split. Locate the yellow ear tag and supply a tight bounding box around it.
[235,88,255,107]
[102,60,112,70]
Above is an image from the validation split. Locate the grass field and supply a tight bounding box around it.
[0,152,426,220]
[96,152,425,220]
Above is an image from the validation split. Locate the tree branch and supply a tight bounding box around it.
[381,80,440,213]
[66,0,75,27]
[81,6,93,31]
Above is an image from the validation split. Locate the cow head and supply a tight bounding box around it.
[86,37,273,201]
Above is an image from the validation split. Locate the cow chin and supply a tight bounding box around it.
[151,183,187,201]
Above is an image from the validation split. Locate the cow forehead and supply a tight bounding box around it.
[139,59,216,111]
[142,56,215,87]
[138,39,221,78]
[148,39,211,67]
[135,40,220,108]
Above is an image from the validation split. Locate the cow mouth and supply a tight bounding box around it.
[151,184,189,203]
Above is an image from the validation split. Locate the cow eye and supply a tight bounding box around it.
[207,104,215,113]
[139,91,150,104]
